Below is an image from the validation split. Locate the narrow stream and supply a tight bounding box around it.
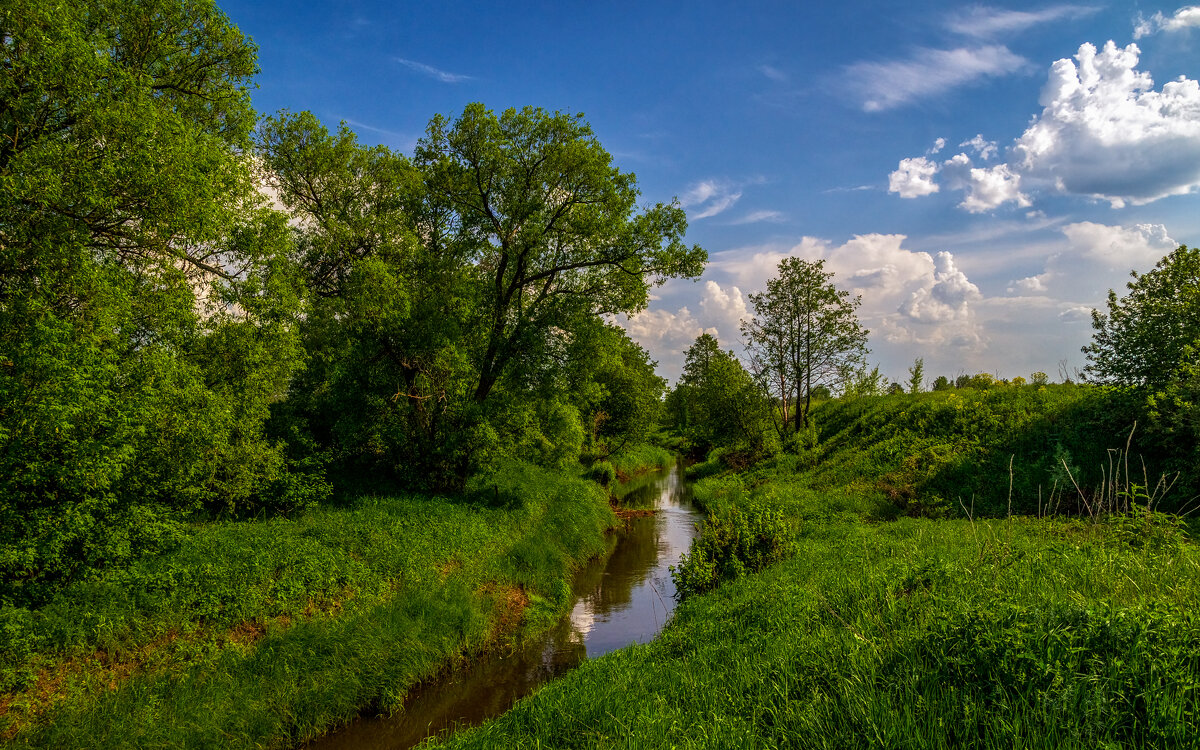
[308,461,699,750]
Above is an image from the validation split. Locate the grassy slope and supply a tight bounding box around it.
[432,386,1200,749]
[1,462,617,748]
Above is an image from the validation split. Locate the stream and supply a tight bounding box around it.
[308,461,700,750]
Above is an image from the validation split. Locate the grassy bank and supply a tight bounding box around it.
[434,514,1200,749]
[429,387,1200,748]
[1,462,616,748]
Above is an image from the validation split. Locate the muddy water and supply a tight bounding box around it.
[308,462,699,750]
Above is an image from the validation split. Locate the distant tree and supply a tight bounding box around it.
[955,374,972,389]
[1083,245,1200,389]
[1011,375,1027,386]
[887,382,905,395]
[931,375,953,391]
[1030,371,1049,386]
[842,362,886,398]
[810,385,833,401]
[674,334,770,455]
[907,357,925,394]
[742,258,868,432]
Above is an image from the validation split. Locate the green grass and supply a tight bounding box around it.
[427,387,1200,749]
[608,443,675,480]
[433,515,1200,749]
[0,461,616,748]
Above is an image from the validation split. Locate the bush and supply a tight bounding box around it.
[670,499,794,599]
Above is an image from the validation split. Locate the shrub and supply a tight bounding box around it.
[588,461,617,487]
[670,499,794,599]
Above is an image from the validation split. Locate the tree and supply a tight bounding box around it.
[260,103,706,487]
[1,0,305,596]
[416,103,707,406]
[742,257,868,432]
[932,375,953,391]
[908,357,925,394]
[672,334,771,456]
[1083,245,1200,389]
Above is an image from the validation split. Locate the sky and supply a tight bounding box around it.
[221,0,1200,383]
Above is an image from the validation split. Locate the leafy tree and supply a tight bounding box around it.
[908,357,925,394]
[1,0,305,597]
[1030,371,1049,386]
[261,104,705,487]
[932,375,953,391]
[887,382,905,395]
[742,257,868,432]
[1083,245,1200,389]
[673,334,771,457]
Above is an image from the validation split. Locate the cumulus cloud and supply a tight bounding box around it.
[960,134,998,160]
[945,5,1100,37]
[699,281,749,336]
[619,307,717,359]
[710,234,988,359]
[1007,221,1176,298]
[394,58,472,83]
[888,42,1200,209]
[1134,5,1200,38]
[959,163,1031,213]
[1013,41,1200,206]
[845,45,1029,112]
[889,156,941,198]
[899,252,982,322]
[681,179,744,219]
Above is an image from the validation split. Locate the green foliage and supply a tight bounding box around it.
[667,333,774,459]
[1,462,616,744]
[907,357,925,393]
[435,515,1200,750]
[1084,245,1200,389]
[0,0,307,597]
[932,375,953,391]
[671,499,794,599]
[588,461,617,487]
[742,257,868,434]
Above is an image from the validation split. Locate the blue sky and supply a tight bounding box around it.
[223,1,1200,383]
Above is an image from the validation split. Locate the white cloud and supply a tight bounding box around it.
[946,5,1100,37]
[1013,41,1200,206]
[618,307,717,361]
[887,42,1200,210]
[846,45,1029,112]
[1007,221,1176,299]
[699,281,749,336]
[960,134,998,160]
[899,252,982,323]
[394,58,472,83]
[959,163,1031,213]
[1134,5,1200,38]
[681,179,743,219]
[930,137,947,154]
[729,209,786,225]
[889,156,941,198]
[759,64,788,82]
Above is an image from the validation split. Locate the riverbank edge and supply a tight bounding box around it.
[1,458,677,749]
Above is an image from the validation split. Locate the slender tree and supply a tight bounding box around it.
[742,258,868,432]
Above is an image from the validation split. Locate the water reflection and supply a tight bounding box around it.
[308,462,698,750]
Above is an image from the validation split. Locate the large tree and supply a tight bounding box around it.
[416,103,707,404]
[260,104,706,487]
[0,0,306,596]
[741,257,868,433]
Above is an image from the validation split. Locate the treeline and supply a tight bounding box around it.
[0,0,704,603]
[664,246,1200,506]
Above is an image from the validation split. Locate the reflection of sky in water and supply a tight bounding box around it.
[558,463,698,659]
[308,462,700,750]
